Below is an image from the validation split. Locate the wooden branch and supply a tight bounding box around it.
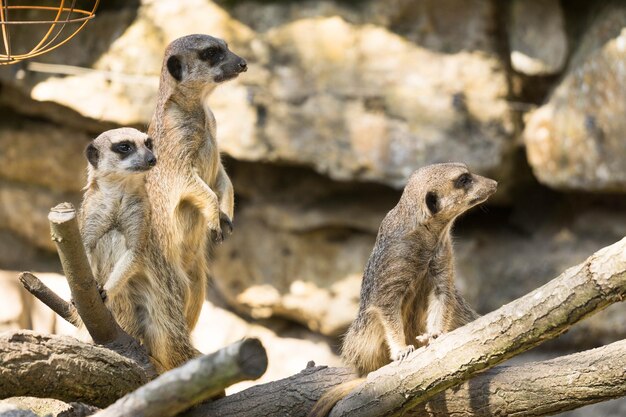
[182,364,355,417]
[329,237,626,417]
[47,203,157,378]
[93,338,268,417]
[192,340,626,417]
[18,271,79,326]
[48,202,118,344]
[406,338,626,417]
[0,331,148,408]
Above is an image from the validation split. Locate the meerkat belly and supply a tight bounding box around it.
[91,229,128,286]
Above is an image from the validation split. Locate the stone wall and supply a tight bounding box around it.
[1,1,626,410]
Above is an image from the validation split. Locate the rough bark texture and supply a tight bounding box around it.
[94,338,268,417]
[183,364,355,417]
[328,237,626,417]
[0,331,148,408]
[0,396,99,417]
[406,338,626,417]
[18,271,79,326]
[47,203,156,377]
[187,341,626,417]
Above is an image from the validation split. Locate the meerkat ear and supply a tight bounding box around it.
[425,191,439,214]
[86,143,99,168]
[167,55,184,81]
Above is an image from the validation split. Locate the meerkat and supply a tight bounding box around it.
[309,163,497,417]
[79,127,156,298]
[79,127,203,372]
[136,34,247,370]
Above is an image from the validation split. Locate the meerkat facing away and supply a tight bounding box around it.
[139,34,247,369]
[80,127,156,298]
[309,163,497,417]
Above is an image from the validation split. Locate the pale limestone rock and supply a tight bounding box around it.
[524,5,626,191]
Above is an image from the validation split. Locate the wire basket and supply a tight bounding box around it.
[0,0,100,65]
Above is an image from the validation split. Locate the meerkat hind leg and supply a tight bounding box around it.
[375,306,415,362]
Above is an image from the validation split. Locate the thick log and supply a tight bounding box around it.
[191,340,626,417]
[0,331,148,408]
[329,237,626,417]
[94,338,268,417]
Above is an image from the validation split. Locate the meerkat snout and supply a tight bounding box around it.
[86,128,156,179]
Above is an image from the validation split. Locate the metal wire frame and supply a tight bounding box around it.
[0,0,100,65]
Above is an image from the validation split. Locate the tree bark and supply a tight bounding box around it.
[93,338,268,417]
[18,271,78,326]
[0,331,148,408]
[191,340,626,417]
[328,237,626,417]
[47,203,157,378]
[183,363,355,417]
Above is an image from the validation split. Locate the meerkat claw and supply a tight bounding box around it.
[97,283,108,302]
[394,345,415,362]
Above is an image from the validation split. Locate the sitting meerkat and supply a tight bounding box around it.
[309,163,497,417]
[142,34,247,366]
[79,127,156,298]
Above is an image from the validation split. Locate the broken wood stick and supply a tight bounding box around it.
[93,338,268,417]
[47,202,156,378]
[18,271,78,326]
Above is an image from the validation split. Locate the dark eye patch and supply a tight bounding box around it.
[426,191,439,214]
[145,138,153,150]
[198,46,224,66]
[111,141,135,158]
[454,173,473,189]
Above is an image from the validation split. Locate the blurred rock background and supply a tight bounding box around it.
[0,0,625,414]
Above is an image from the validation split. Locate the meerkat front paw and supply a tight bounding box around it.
[416,332,440,346]
[393,345,415,362]
[97,283,108,302]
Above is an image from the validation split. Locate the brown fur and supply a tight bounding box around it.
[309,163,497,417]
[139,34,246,370]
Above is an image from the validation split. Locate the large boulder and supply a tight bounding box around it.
[524,4,626,191]
[0,0,514,188]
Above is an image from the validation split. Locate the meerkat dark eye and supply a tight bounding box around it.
[454,173,473,189]
[112,141,135,156]
[198,46,224,65]
[145,138,153,150]
[426,192,440,214]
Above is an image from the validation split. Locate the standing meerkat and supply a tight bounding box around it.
[80,127,156,298]
[140,34,247,369]
[309,163,497,417]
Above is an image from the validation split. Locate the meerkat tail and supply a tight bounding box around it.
[308,378,364,417]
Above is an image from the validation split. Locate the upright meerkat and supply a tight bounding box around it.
[140,34,247,369]
[309,163,497,417]
[80,127,156,297]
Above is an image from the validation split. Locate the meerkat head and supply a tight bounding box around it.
[404,163,497,226]
[162,34,247,92]
[85,127,156,185]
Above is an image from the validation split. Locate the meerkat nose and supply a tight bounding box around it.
[238,59,247,72]
[147,155,157,167]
